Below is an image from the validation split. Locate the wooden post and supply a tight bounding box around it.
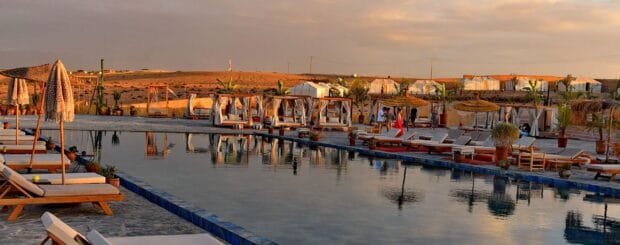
[29,82,47,170]
[15,105,19,144]
[60,120,65,185]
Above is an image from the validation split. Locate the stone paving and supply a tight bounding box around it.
[0,187,205,245]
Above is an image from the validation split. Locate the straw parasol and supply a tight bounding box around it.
[35,60,74,184]
[381,95,429,107]
[0,64,51,82]
[453,93,500,129]
[7,78,29,143]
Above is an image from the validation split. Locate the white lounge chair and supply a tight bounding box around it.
[1,153,70,173]
[371,130,417,146]
[40,212,224,245]
[586,164,620,181]
[402,132,449,150]
[20,173,106,185]
[0,129,25,136]
[0,141,47,154]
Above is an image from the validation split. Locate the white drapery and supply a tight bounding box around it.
[529,107,544,137]
[254,96,264,118]
[272,98,282,127]
[241,97,250,125]
[230,97,237,115]
[318,100,329,126]
[503,106,513,123]
[213,96,227,125]
[549,107,558,131]
[187,94,196,116]
[305,97,313,125]
[342,100,352,126]
[511,108,520,126]
[294,99,306,125]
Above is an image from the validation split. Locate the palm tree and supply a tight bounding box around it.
[558,74,582,104]
[433,83,453,125]
[523,80,543,106]
[275,80,289,96]
[349,80,369,123]
[216,77,238,94]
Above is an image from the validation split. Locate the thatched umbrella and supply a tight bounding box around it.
[7,78,29,143]
[453,93,500,129]
[41,60,74,184]
[0,63,51,82]
[381,95,429,108]
[571,99,620,162]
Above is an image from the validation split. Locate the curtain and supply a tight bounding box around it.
[319,100,329,126]
[305,97,313,124]
[255,96,264,118]
[273,98,282,126]
[503,106,513,122]
[241,97,250,125]
[230,97,237,115]
[529,108,544,137]
[511,108,520,126]
[549,107,558,131]
[187,93,196,116]
[298,99,307,125]
[343,100,352,126]
[212,96,222,125]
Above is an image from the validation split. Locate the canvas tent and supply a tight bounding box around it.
[368,79,399,95]
[508,77,549,92]
[408,80,440,95]
[558,77,601,93]
[288,81,330,98]
[461,76,500,91]
[326,83,349,97]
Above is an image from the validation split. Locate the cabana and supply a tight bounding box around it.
[146,85,171,118]
[265,95,308,128]
[408,80,440,95]
[288,81,330,98]
[314,97,352,130]
[504,77,549,92]
[185,93,214,119]
[558,77,602,93]
[212,93,262,128]
[368,78,400,121]
[461,76,500,91]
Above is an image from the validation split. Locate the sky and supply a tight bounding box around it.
[1,0,619,78]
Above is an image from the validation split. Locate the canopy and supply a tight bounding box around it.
[452,94,500,112]
[7,78,30,143]
[0,63,51,82]
[288,81,330,98]
[408,80,440,95]
[461,76,500,91]
[381,95,429,107]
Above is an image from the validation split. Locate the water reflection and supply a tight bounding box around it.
[565,194,620,244]
[145,132,173,159]
[382,166,423,210]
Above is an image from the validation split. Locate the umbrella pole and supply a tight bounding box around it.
[28,83,47,170]
[605,107,614,163]
[60,120,66,185]
[15,105,19,144]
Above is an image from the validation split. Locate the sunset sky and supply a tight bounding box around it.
[1,0,619,78]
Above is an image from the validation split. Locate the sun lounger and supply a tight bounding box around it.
[0,134,36,142]
[421,136,472,154]
[472,136,536,154]
[20,173,106,185]
[0,129,25,136]
[371,130,417,146]
[0,141,47,154]
[358,128,399,142]
[586,164,620,181]
[403,132,449,150]
[543,148,590,170]
[468,131,492,146]
[0,165,123,221]
[1,154,70,173]
[442,129,465,144]
[40,212,225,245]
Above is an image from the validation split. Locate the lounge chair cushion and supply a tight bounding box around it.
[228,114,240,121]
[86,229,112,245]
[585,164,620,171]
[1,154,70,166]
[1,164,45,196]
[328,117,339,123]
[41,184,120,197]
[22,173,106,185]
[42,212,87,245]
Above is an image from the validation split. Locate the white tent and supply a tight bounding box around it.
[323,83,349,97]
[557,77,601,93]
[505,77,549,92]
[368,79,399,95]
[461,76,500,91]
[408,80,440,95]
[289,81,330,98]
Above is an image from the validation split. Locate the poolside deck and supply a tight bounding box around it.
[0,186,206,244]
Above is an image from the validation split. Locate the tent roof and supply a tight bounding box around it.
[571,77,600,84]
[0,64,51,82]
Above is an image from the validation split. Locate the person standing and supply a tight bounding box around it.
[431,104,439,128]
[376,107,385,133]
[394,108,404,137]
[385,108,393,132]
[410,107,418,128]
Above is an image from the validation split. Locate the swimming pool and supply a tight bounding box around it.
[47,130,620,244]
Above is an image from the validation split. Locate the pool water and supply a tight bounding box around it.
[48,130,620,244]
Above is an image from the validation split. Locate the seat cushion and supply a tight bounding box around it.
[41,212,86,245]
[22,173,106,185]
[42,184,120,197]
[86,229,112,245]
[3,154,70,166]
[1,164,45,196]
[586,164,620,171]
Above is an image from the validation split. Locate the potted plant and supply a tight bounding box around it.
[99,165,120,188]
[348,132,357,146]
[129,105,138,116]
[85,162,101,173]
[112,91,123,116]
[558,164,571,179]
[491,122,520,164]
[368,138,377,150]
[498,159,511,170]
[66,146,78,161]
[585,113,607,154]
[45,137,56,150]
[309,130,322,141]
[3,121,9,129]
[433,84,453,126]
[556,104,572,148]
